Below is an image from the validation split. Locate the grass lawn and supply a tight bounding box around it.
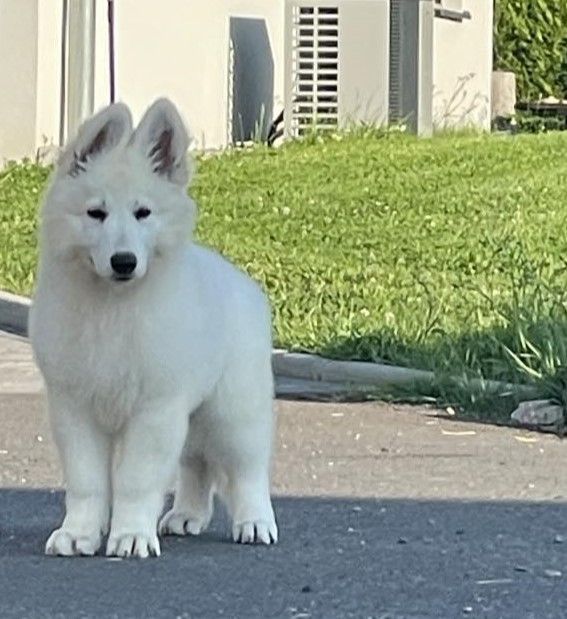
[3,131,567,420]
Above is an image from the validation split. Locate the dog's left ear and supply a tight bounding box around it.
[130,98,191,187]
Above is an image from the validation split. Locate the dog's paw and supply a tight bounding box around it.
[159,509,210,537]
[232,519,278,545]
[106,532,160,558]
[45,527,102,557]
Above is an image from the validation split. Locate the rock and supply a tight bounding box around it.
[510,400,564,427]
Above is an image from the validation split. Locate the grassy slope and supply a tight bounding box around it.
[3,132,567,416]
[195,133,567,378]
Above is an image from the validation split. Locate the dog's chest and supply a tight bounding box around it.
[45,313,183,430]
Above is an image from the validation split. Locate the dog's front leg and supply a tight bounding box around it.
[45,390,111,556]
[106,396,188,558]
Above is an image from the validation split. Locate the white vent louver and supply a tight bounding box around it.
[285,0,390,140]
[289,5,339,136]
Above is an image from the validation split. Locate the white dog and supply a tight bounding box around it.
[29,99,278,558]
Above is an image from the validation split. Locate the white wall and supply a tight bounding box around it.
[92,0,284,149]
[432,0,493,130]
[14,0,284,156]
[0,0,38,162]
[36,0,63,155]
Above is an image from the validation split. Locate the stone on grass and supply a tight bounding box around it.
[510,400,564,427]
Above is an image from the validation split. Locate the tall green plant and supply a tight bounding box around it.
[494,0,567,101]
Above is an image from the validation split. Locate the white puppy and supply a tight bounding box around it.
[29,99,278,558]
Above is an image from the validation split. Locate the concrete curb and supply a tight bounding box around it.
[0,290,30,336]
[272,349,433,386]
[272,349,538,400]
[0,289,538,402]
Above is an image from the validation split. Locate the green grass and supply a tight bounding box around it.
[3,131,567,421]
[0,163,49,293]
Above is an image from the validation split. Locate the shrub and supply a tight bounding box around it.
[494,0,567,101]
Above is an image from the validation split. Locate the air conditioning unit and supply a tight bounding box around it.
[284,0,390,138]
[284,0,434,138]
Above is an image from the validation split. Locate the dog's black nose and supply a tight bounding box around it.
[110,252,137,277]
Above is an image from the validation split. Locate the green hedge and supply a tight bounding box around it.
[494,0,567,101]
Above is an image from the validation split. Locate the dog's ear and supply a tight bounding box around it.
[130,98,191,187]
[58,103,133,177]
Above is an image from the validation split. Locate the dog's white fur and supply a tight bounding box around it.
[29,99,277,558]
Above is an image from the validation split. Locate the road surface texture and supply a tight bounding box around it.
[1,329,567,618]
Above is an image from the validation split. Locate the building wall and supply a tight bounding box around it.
[6,0,285,157]
[36,0,63,155]
[92,0,285,150]
[0,0,38,162]
[432,0,493,130]
[0,0,494,162]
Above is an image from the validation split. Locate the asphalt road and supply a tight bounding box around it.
[3,489,567,619]
[2,330,567,618]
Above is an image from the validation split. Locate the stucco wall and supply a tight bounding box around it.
[92,0,284,150]
[0,0,38,162]
[11,0,284,156]
[36,0,63,155]
[432,0,493,130]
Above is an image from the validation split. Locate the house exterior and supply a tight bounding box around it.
[432,0,493,130]
[0,0,492,162]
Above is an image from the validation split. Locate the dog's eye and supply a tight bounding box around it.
[134,206,152,220]
[87,208,107,222]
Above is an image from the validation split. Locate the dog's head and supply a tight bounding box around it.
[41,99,196,284]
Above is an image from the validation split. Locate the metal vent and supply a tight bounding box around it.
[289,5,339,137]
[389,0,402,121]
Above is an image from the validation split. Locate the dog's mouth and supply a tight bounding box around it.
[111,274,134,283]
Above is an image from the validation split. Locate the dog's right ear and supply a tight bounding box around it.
[57,103,133,177]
